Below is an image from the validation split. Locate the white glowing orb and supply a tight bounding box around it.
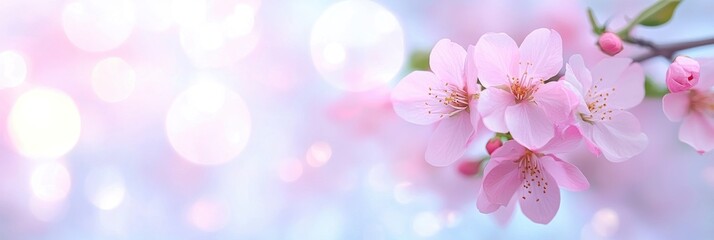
[91,57,136,103]
[278,158,303,183]
[31,161,71,202]
[310,0,404,92]
[305,141,332,167]
[166,81,251,165]
[223,4,255,38]
[0,50,27,89]
[139,0,172,32]
[62,0,136,52]
[29,197,64,222]
[592,208,619,237]
[179,3,259,68]
[393,182,415,204]
[170,0,207,28]
[187,197,230,232]
[85,167,125,210]
[412,212,442,237]
[8,88,81,159]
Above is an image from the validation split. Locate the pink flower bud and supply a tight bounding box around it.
[485,137,503,155]
[597,32,623,56]
[666,56,700,93]
[457,160,481,177]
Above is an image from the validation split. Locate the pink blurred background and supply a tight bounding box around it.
[1,0,714,239]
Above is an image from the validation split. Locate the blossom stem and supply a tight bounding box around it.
[631,36,714,62]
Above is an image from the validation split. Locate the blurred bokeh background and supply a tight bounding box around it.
[1,0,714,239]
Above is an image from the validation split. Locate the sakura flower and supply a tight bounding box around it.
[663,59,714,153]
[477,126,589,224]
[666,56,700,93]
[392,39,481,166]
[597,32,624,56]
[563,55,648,162]
[474,28,577,149]
[485,137,503,155]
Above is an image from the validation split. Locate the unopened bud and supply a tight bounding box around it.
[457,160,481,177]
[597,32,623,56]
[666,56,700,93]
[486,137,503,155]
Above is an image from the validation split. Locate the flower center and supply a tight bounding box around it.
[581,78,616,122]
[516,150,549,202]
[508,62,542,103]
[691,90,714,117]
[426,82,471,118]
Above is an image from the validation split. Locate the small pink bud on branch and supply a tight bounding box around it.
[666,56,700,93]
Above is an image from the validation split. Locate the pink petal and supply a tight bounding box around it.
[482,159,521,205]
[469,98,481,131]
[662,92,691,122]
[474,33,519,88]
[533,81,578,123]
[518,28,563,80]
[540,155,589,191]
[391,71,446,125]
[574,119,603,156]
[477,188,500,214]
[679,110,714,153]
[564,54,592,93]
[490,140,528,164]
[425,113,474,166]
[464,45,479,95]
[608,63,645,109]
[518,168,560,224]
[538,125,582,155]
[584,135,602,157]
[592,111,648,162]
[505,102,554,149]
[430,39,467,89]
[695,59,714,90]
[478,88,515,133]
[492,196,517,226]
[591,57,631,88]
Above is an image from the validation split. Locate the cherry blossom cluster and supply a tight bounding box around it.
[391,28,650,224]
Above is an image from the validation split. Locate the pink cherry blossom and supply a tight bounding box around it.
[597,32,624,56]
[392,39,481,166]
[563,55,648,162]
[485,137,503,155]
[477,126,589,224]
[666,56,700,93]
[474,28,577,150]
[663,59,714,153]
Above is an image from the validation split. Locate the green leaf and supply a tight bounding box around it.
[644,76,668,98]
[616,0,682,41]
[408,50,430,71]
[638,0,681,26]
[587,8,605,35]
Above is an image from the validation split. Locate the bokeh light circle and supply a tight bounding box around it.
[0,50,27,89]
[592,208,619,237]
[412,212,442,237]
[62,0,136,52]
[30,161,72,202]
[178,3,260,68]
[85,166,126,210]
[91,57,136,102]
[310,0,405,92]
[278,158,303,182]
[8,88,81,159]
[166,80,251,165]
[186,197,230,232]
[305,141,332,167]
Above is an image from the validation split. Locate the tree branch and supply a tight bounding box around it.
[631,37,714,62]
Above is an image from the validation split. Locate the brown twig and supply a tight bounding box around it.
[631,37,714,62]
